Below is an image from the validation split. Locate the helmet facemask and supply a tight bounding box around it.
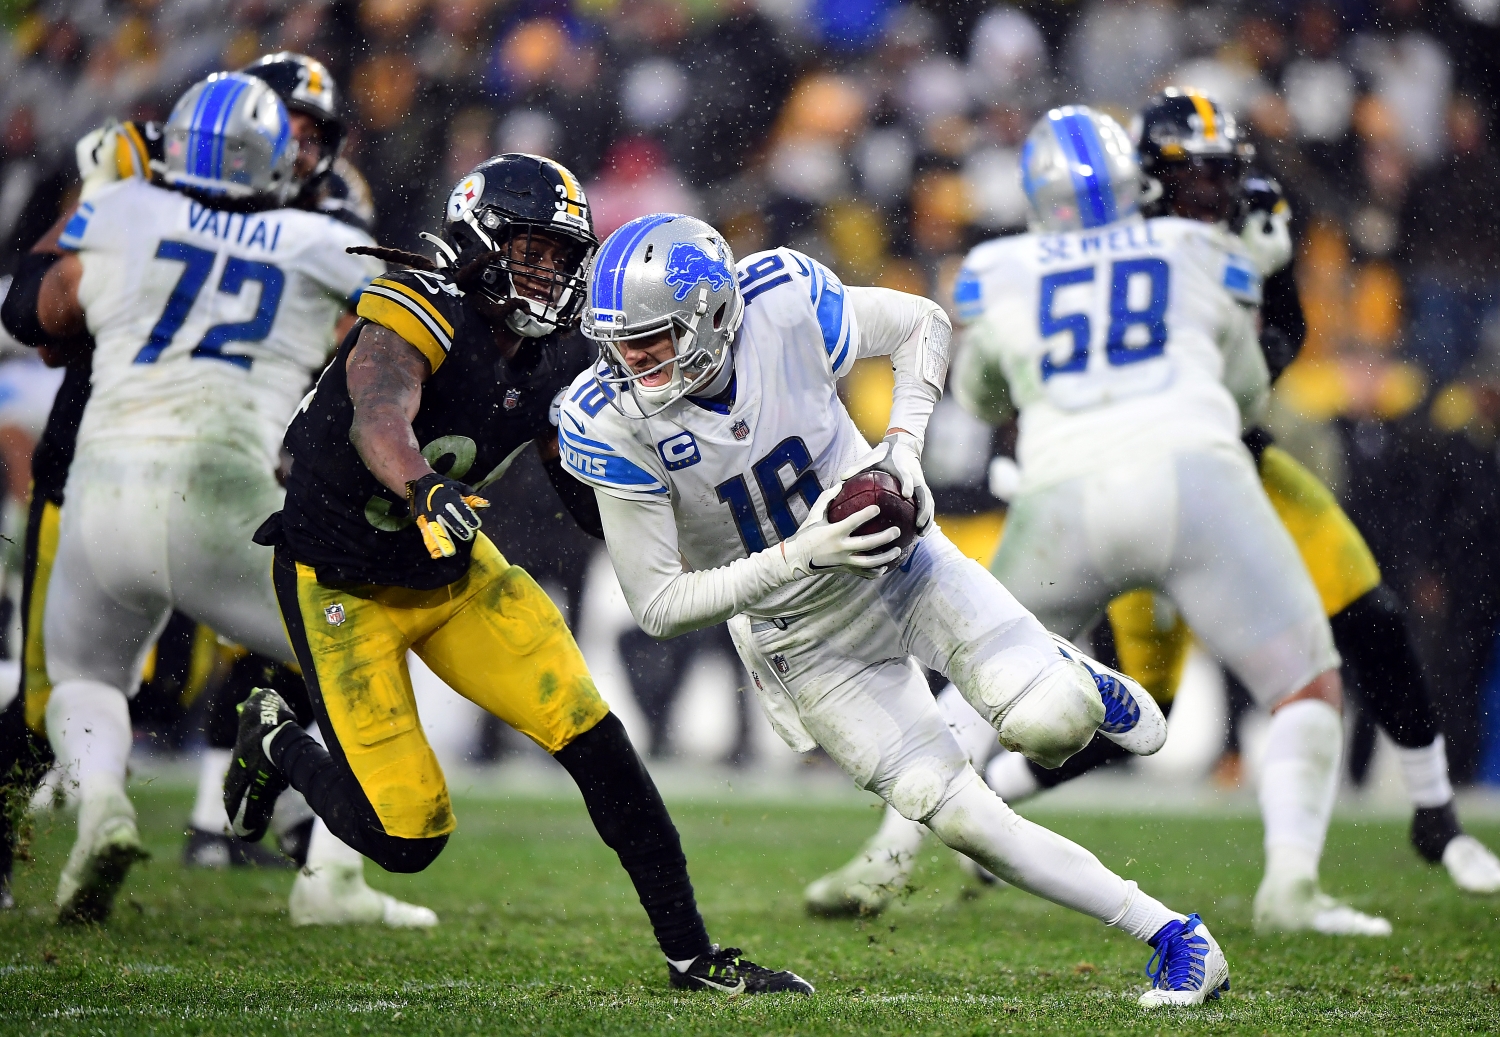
[448,210,594,337]
[593,288,739,418]
[1153,155,1245,223]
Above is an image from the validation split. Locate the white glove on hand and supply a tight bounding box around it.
[779,486,903,580]
[1239,206,1292,277]
[839,431,934,535]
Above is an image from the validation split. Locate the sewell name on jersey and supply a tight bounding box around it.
[1037,220,1162,265]
[187,201,282,252]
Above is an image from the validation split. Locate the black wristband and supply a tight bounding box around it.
[1,251,64,348]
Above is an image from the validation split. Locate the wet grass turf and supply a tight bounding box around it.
[2,783,1498,1035]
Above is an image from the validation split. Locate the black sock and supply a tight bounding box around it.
[553,713,713,962]
[267,725,446,874]
[1411,802,1463,863]
[1330,586,1439,748]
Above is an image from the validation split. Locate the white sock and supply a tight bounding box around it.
[1259,698,1341,869]
[667,955,697,973]
[868,804,927,863]
[303,818,364,872]
[1394,734,1455,809]
[190,748,232,832]
[1107,880,1187,943]
[45,679,133,801]
[927,770,1179,935]
[984,749,1041,802]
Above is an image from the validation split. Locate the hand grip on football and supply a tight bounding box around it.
[779,486,903,580]
[406,473,489,560]
[839,431,933,535]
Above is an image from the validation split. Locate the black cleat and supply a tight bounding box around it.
[223,689,297,842]
[669,945,814,996]
[182,826,295,869]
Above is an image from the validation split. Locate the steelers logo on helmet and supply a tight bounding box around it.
[448,172,486,222]
[433,155,598,340]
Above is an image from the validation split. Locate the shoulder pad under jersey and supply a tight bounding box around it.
[357,268,466,373]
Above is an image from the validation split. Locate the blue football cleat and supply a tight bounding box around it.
[1139,912,1230,1008]
[1050,634,1167,756]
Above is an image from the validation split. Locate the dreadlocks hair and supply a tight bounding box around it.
[346,244,436,271]
[346,245,509,298]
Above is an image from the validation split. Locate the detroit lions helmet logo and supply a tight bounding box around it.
[663,242,731,301]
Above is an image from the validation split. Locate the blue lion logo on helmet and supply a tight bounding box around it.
[663,242,731,302]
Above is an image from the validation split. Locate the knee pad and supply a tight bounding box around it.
[888,759,971,823]
[996,660,1104,770]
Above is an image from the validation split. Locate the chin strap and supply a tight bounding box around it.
[505,306,552,338]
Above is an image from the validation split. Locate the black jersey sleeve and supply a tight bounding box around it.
[542,451,604,538]
[1260,263,1305,383]
[355,268,467,374]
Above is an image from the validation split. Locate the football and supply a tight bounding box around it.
[827,470,917,556]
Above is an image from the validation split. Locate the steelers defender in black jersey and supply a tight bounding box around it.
[230,154,811,993]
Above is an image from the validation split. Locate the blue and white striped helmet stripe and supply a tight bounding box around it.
[590,213,682,312]
[1019,137,1038,210]
[188,77,249,182]
[1050,109,1117,229]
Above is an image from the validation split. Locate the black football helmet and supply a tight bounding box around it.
[429,153,599,338]
[1135,88,1254,223]
[240,52,347,182]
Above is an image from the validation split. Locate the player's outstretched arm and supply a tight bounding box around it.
[346,323,434,496]
[1,203,91,360]
[950,316,1015,426]
[596,489,897,640]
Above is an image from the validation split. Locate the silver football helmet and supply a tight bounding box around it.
[582,214,744,417]
[161,72,298,204]
[1021,105,1141,232]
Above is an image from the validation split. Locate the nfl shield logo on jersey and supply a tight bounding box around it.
[772,654,790,676]
[503,388,522,411]
[732,420,750,441]
[324,603,346,626]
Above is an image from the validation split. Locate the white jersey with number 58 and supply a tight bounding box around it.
[953,215,1266,492]
[60,177,381,465]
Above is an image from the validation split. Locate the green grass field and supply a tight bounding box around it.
[2,781,1498,1035]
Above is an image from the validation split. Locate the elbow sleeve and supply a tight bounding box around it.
[1,252,64,348]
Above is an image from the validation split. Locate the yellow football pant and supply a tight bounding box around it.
[1107,445,1381,705]
[273,532,610,841]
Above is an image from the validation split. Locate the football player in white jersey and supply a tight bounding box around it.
[842,105,1383,937]
[3,72,426,925]
[560,213,1229,1007]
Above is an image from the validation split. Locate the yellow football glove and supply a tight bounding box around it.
[406,473,489,560]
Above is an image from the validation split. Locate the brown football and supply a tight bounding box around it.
[828,470,917,555]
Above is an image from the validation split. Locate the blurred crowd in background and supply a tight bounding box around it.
[2,0,1500,784]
